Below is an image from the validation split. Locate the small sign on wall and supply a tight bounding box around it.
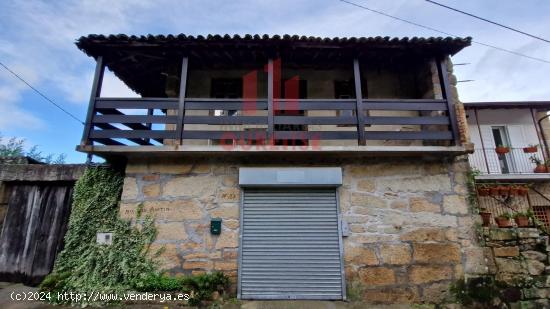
[97,232,113,245]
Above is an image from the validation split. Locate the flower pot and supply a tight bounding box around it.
[480,212,492,227]
[495,147,510,154]
[509,187,519,196]
[498,186,510,196]
[534,165,547,173]
[514,216,530,227]
[477,187,490,196]
[495,217,513,228]
[489,187,500,196]
[523,146,538,153]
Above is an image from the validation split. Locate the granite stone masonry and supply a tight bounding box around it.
[477,227,550,308]
[118,155,486,304]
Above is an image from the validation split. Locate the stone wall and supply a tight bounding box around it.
[476,228,550,307]
[119,155,483,303]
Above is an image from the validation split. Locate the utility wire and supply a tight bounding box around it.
[0,61,85,125]
[424,0,550,44]
[339,0,550,64]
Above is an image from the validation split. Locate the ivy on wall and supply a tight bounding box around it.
[41,167,159,305]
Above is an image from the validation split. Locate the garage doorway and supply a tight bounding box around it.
[238,188,345,300]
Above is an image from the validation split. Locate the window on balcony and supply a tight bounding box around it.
[492,126,511,173]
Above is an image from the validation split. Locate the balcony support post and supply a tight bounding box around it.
[353,58,366,146]
[81,56,104,146]
[474,108,491,174]
[267,58,274,143]
[176,57,189,144]
[436,58,460,146]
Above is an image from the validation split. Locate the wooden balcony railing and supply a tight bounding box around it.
[80,56,460,149]
[83,97,455,146]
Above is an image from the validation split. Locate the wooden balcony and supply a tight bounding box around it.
[77,57,466,157]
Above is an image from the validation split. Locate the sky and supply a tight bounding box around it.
[1,0,549,163]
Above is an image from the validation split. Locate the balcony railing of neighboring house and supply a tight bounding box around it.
[80,57,460,149]
[468,147,545,174]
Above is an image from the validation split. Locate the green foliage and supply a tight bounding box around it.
[450,277,499,305]
[40,167,232,306]
[132,273,184,292]
[131,271,230,306]
[529,155,543,165]
[0,132,66,163]
[498,212,514,220]
[181,272,230,306]
[466,168,481,214]
[346,280,367,302]
[40,167,158,305]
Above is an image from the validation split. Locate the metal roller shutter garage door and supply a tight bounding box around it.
[239,188,345,300]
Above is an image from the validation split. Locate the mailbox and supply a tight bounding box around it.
[211,218,222,235]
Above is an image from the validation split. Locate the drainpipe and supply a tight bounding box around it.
[536,111,550,161]
[474,108,491,173]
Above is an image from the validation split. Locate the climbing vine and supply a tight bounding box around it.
[40,167,159,305]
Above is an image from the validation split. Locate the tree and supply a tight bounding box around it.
[0,133,66,164]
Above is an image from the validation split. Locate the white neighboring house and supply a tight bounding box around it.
[465,101,550,180]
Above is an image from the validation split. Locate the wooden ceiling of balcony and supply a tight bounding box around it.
[76,34,472,97]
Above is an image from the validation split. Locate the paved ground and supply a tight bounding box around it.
[0,282,421,309]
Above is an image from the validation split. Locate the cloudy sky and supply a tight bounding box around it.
[1,0,549,163]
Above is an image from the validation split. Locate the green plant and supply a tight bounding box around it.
[466,168,481,214]
[132,273,185,292]
[182,272,230,306]
[346,280,367,302]
[498,212,514,220]
[40,167,159,305]
[39,272,70,293]
[513,210,532,219]
[450,277,499,305]
[530,155,543,165]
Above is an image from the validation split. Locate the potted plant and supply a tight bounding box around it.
[509,186,519,196]
[495,145,510,155]
[523,144,538,153]
[529,155,547,173]
[495,212,513,228]
[489,185,500,196]
[514,211,531,227]
[498,185,510,196]
[479,208,492,227]
[477,185,490,196]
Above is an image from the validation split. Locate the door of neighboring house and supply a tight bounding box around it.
[492,126,512,173]
[239,188,344,300]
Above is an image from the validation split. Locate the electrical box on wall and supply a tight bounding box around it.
[97,232,113,245]
[211,218,222,235]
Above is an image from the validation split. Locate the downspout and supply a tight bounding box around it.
[536,111,550,161]
[474,108,491,173]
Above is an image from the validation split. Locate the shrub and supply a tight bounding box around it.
[132,273,184,292]
[182,272,230,306]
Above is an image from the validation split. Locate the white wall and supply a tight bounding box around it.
[466,108,542,174]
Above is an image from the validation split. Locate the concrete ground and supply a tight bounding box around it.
[0,282,422,309]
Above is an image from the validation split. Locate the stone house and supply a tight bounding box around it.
[76,34,483,304]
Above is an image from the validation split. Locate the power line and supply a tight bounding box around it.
[424,0,550,44]
[0,61,84,125]
[338,0,550,64]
